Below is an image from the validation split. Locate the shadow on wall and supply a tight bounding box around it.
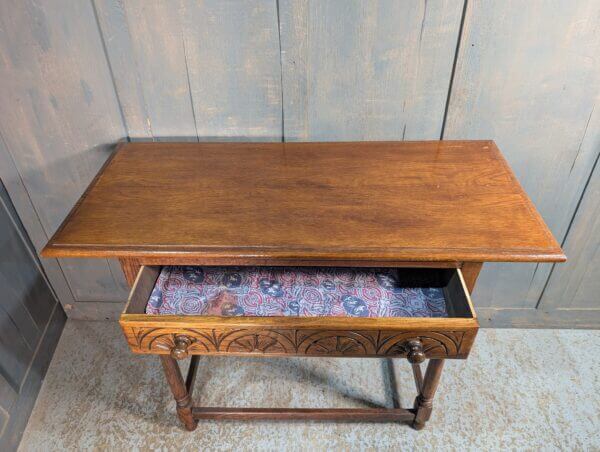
[127,136,283,143]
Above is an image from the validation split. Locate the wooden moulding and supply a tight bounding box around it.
[119,266,479,360]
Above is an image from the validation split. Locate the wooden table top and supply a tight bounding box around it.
[42,141,564,264]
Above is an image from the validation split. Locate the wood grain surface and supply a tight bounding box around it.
[42,141,564,264]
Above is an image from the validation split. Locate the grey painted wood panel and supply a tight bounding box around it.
[0,0,129,304]
[0,373,17,435]
[0,179,65,451]
[476,307,600,329]
[0,308,33,393]
[92,0,153,138]
[96,0,196,140]
[0,305,65,451]
[280,0,463,141]
[541,151,600,311]
[0,107,76,311]
[96,0,282,142]
[0,271,40,351]
[0,180,55,331]
[180,0,282,141]
[444,0,600,310]
[0,180,57,392]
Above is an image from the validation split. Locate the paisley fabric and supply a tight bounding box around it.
[146,266,448,318]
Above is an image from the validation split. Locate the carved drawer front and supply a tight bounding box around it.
[120,266,478,360]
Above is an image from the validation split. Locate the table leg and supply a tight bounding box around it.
[411,363,423,393]
[160,355,198,431]
[412,359,445,430]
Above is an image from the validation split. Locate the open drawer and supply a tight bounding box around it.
[120,266,478,360]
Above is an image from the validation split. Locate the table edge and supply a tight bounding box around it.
[41,243,566,263]
[41,140,566,264]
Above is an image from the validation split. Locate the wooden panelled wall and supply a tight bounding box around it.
[0,180,65,450]
[0,0,598,327]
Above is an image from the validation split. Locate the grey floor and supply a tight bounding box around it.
[19,321,600,451]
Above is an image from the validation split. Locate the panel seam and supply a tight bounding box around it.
[276,0,285,142]
[182,34,200,142]
[90,0,130,140]
[535,146,600,309]
[439,0,468,139]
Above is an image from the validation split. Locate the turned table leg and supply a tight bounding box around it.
[412,358,445,430]
[160,355,198,431]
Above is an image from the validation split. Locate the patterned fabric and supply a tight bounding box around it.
[146,267,448,318]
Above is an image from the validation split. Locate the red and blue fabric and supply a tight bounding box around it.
[146,266,448,318]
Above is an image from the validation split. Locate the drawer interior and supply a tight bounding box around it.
[124,266,475,320]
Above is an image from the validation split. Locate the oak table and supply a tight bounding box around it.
[42,141,564,431]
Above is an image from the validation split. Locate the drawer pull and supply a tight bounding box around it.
[405,339,425,364]
[171,335,193,360]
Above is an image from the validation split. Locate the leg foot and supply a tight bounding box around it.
[411,420,426,430]
[160,355,198,431]
[176,396,197,431]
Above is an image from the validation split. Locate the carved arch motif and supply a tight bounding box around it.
[129,327,468,358]
[377,331,464,356]
[134,328,219,354]
[220,329,296,354]
[296,331,377,355]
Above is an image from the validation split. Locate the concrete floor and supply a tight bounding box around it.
[19,321,600,451]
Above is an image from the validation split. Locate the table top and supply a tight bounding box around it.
[42,141,565,264]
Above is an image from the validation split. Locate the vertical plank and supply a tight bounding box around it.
[95,0,282,141]
[0,0,129,303]
[0,304,65,451]
[0,193,55,346]
[280,0,464,141]
[541,153,600,310]
[91,0,153,138]
[444,0,600,308]
[0,373,18,432]
[0,273,39,349]
[0,181,64,451]
[0,212,43,348]
[180,0,282,141]
[96,0,196,140]
[0,134,76,310]
[0,307,33,394]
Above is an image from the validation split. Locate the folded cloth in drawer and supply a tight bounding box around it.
[146,266,448,318]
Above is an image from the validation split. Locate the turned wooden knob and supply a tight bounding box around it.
[405,339,425,364]
[171,335,192,360]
